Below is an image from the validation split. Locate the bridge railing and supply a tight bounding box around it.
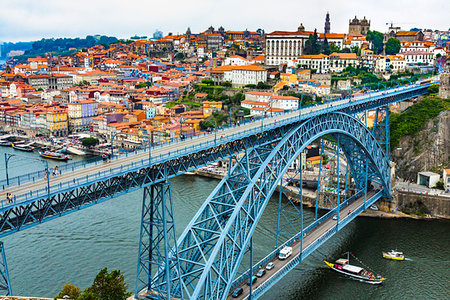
[1,83,433,199]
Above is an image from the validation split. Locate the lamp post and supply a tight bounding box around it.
[110,132,118,157]
[4,153,14,186]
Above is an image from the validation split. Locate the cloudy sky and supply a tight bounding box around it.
[0,0,449,42]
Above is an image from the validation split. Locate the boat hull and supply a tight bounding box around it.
[382,253,405,261]
[324,260,385,284]
[40,153,69,161]
[13,146,34,152]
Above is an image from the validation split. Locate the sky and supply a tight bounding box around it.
[0,0,449,42]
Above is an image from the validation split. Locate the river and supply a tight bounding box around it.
[0,148,448,299]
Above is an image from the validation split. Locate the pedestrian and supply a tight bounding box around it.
[6,193,10,203]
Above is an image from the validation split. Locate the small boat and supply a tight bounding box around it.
[12,143,34,152]
[0,140,12,147]
[40,151,70,161]
[324,253,385,284]
[382,250,405,261]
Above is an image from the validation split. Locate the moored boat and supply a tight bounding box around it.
[0,140,12,147]
[382,250,405,261]
[12,143,34,152]
[40,151,70,161]
[324,253,385,284]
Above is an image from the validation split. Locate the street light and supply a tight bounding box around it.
[110,132,119,157]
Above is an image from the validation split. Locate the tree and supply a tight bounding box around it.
[77,291,100,300]
[85,268,131,300]
[56,282,82,299]
[322,37,331,55]
[221,81,232,87]
[201,79,214,86]
[75,80,91,87]
[427,84,439,94]
[366,30,384,54]
[304,29,321,55]
[329,42,339,53]
[82,137,99,148]
[385,38,401,55]
[136,82,148,89]
[436,53,442,58]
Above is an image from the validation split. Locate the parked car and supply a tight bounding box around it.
[232,287,243,298]
[256,269,266,277]
[266,262,275,270]
[247,275,257,285]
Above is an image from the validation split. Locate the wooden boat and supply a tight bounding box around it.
[324,253,385,284]
[0,140,12,147]
[40,151,70,161]
[382,250,405,261]
[12,143,34,152]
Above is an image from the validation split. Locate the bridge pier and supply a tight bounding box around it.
[135,183,181,299]
[0,242,12,296]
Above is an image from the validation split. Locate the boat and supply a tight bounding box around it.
[382,250,405,261]
[40,151,70,161]
[12,143,34,152]
[0,140,12,147]
[324,253,385,284]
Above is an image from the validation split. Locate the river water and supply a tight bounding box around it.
[0,148,448,299]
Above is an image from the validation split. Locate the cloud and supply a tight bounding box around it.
[0,0,448,42]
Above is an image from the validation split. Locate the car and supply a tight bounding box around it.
[247,275,257,286]
[266,262,275,270]
[256,268,266,277]
[231,287,243,298]
[333,214,338,220]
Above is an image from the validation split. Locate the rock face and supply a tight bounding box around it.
[391,110,450,181]
[440,73,450,99]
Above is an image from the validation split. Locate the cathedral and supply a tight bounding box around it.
[348,16,370,36]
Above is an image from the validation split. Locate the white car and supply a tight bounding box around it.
[266,262,275,270]
[333,215,338,220]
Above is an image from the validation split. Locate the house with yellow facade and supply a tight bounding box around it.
[202,101,222,117]
[46,107,68,136]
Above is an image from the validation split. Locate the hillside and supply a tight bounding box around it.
[391,96,450,181]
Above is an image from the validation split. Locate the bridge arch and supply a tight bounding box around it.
[152,112,391,299]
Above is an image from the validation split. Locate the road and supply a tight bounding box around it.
[0,83,428,205]
[227,191,376,299]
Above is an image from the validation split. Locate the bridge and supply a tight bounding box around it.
[0,80,436,297]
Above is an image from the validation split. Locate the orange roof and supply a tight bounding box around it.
[299,54,329,59]
[330,52,357,59]
[242,100,269,106]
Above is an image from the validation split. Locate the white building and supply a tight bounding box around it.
[211,65,267,87]
[398,51,434,66]
[265,28,311,66]
[271,95,299,110]
[329,52,359,73]
[443,169,450,192]
[417,171,440,188]
[297,54,330,73]
[224,55,251,66]
[387,55,406,73]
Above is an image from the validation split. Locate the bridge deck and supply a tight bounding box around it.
[0,83,431,208]
[227,190,377,299]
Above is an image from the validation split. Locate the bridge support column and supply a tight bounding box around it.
[135,182,181,299]
[0,242,12,296]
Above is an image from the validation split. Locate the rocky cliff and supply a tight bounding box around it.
[392,110,450,181]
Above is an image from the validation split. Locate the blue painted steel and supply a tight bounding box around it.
[136,183,181,299]
[0,242,11,295]
[156,112,390,299]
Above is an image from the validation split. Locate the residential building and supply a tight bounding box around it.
[46,107,68,136]
[203,101,222,117]
[329,52,358,72]
[211,65,267,87]
[68,99,99,132]
[398,51,434,66]
[298,54,330,73]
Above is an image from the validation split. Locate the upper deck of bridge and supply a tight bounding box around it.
[0,80,436,209]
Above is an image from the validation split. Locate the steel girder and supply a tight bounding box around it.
[136,183,182,299]
[0,125,299,239]
[0,242,11,295]
[158,112,390,299]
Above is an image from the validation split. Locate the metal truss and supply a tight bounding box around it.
[372,106,390,160]
[155,112,390,299]
[136,183,182,299]
[0,242,11,295]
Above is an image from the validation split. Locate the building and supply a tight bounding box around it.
[348,16,370,36]
[443,169,450,192]
[329,52,358,72]
[46,107,68,136]
[265,27,312,66]
[203,101,222,117]
[393,31,424,42]
[211,65,267,87]
[298,54,330,73]
[387,55,406,73]
[27,74,73,91]
[398,51,434,66]
[270,95,299,110]
[324,12,331,34]
[68,99,99,132]
[417,171,440,188]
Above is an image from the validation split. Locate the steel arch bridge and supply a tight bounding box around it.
[137,112,390,299]
[0,80,437,296]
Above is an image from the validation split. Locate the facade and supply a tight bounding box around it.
[46,108,68,136]
[348,16,370,36]
[394,31,424,42]
[68,100,99,132]
[443,169,450,192]
[298,54,330,73]
[398,51,434,66]
[211,65,267,87]
[265,29,311,66]
[329,52,359,72]
[27,74,73,91]
[203,101,222,117]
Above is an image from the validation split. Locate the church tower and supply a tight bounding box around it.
[324,12,331,34]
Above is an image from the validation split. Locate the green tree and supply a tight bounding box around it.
[366,30,384,54]
[56,282,82,299]
[77,291,100,300]
[428,84,439,94]
[329,42,339,53]
[221,81,232,87]
[385,38,401,55]
[304,29,321,55]
[82,137,99,148]
[85,268,131,300]
[201,79,214,86]
[322,37,331,55]
[75,80,91,87]
[136,82,148,88]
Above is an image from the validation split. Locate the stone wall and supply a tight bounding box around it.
[395,191,450,217]
[439,73,450,99]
